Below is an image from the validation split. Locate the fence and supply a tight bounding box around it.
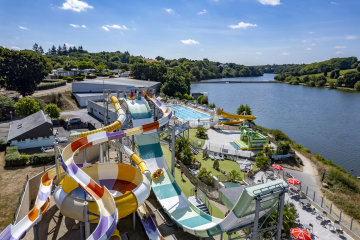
[278,172,360,239]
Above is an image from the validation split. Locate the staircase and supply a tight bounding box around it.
[188,196,211,215]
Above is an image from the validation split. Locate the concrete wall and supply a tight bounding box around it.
[72,81,161,94]
[74,93,104,107]
[87,100,118,123]
[10,136,55,150]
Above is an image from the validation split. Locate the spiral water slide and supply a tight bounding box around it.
[0,94,172,240]
[127,96,288,238]
[217,109,256,125]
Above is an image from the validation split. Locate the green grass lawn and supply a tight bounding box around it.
[299,68,357,83]
[188,128,205,148]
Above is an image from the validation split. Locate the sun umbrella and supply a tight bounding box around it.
[272,164,284,171]
[287,178,301,185]
[290,228,311,240]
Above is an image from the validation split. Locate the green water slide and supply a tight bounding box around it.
[126,98,288,237]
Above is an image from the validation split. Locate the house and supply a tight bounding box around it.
[7,111,54,150]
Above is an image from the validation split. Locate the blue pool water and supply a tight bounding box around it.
[167,105,210,120]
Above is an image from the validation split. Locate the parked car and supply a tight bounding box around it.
[67,117,81,125]
[41,146,54,152]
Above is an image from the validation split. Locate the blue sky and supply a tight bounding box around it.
[0,0,359,65]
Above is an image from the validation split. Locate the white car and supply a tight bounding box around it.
[41,146,54,152]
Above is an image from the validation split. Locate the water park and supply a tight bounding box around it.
[0,90,358,240]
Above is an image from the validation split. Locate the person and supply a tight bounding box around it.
[194,186,198,199]
[225,210,230,217]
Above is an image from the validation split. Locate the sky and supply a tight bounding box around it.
[0,0,360,65]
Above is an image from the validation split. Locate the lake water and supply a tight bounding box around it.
[191,74,360,175]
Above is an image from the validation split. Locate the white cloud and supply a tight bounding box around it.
[306,48,312,51]
[335,51,343,55]
[330,1,338,5]
[334,46,346,49]
[69,24,87,28]
[181,39,200,45]
[65,43,74,47]
[18,25,28,30]
[11,46,20,50]
[302,40,308,43]
[198,9,207,15]
[310,43,316,47]
[60,0,93,12]
[345,35,357,40]
[102,24,128,32]
[308,31,314,34]
[229,21,257,29]
[258,0,281,6]
[255,51,263,55]
[281,52,289,56]
[164,8,175,14]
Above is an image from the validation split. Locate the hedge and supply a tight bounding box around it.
[37,79,67,90]
[0,139,7,151]
[5,146,55,167]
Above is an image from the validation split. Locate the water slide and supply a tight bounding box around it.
[0,93,171,240]
[127,96,287,238]
[137,204,165,240]
[217,109,256,125]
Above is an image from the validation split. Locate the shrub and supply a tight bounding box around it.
[44,103,61,119]
[0,95,15,121]
[255,152,270,170]
[175,138,194,165]
[174,92,183,99]
[198,168,213,185]
[182,93,194,101]
[276,141,291,155]
[213,159,219,170]
[37,80,66,90]
[5,146,28,167]
[75,76,84,81]
[0,138,6,151]
[63,76,74,82]
[228,170,242,182]
[196,127,208,139]
[354,81,360,91]
[197,95,208,105]
[14,97,41,116]
[208,103,216,108]
[236,104,252,115]
[29,152,55,165]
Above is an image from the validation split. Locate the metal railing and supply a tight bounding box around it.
[277,172,360,239]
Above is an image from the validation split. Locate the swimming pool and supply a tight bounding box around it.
[167,105,210,120]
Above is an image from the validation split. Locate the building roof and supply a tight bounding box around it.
[74,78,160,89]
[7,110,53,142]
[219,186,245,209]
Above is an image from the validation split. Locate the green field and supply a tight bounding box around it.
[299,68,357,83]
[188,128,205,148]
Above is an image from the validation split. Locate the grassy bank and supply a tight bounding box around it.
[257,125,360,221]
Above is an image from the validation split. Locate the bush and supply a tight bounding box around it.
[75,76,84,81]
[44,103,61,119]
[182,93,194,100]
[0,95,15,121]
[276,141,291,155]
[63,76,74,82]
[29,152,55,165]
[354,81,360,91]
[0,139,6,151]
[5,146,28,167]
[196,127,208,139]
[237,104,252,115]
[198,168,213,185]
[255,152,270,170]
[14,97,41,116]
[208,103,216,108]
[197,95,208,105]
[37,80,66,90]
[86,74,97,79]
[175,138,194,165]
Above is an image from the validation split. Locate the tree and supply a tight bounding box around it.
[197,95,208,105]
[62,44,68,55]
[0,47,50,96]
[63,60,78,71]
[0,95,15,121]
[276,141,290,155]
[32,43,39,53]
[44,103,61,119]
[14,97,41,116]
[161,67,190,96]
[261,203,298,239]
[155,56,165,61]
[95,63,106,72]
[175,137,194,165]
[198,168,213,185]
[77,60,95,70]
[255,152,270,170]
[228,170,241,182]
[38,46,44,54]
[237,104,252,115]
[213,159,219,170]
[196,127,208,139]
[354,81,360,91]
[357,64,360,72]
[343,71,360,88]
[330,69,340,79]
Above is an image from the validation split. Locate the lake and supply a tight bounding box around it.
[191,74,360,175]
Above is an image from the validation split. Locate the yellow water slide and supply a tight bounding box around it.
[217,108,256,125]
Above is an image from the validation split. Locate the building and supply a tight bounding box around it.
[72,78,161,107]
[7,111,54,150]
[52,68,96,77]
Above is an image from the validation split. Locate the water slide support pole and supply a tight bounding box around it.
[54,143,61,185]
[133,212,136,231]
[84,201,90,238]
[80,222,84,240]
[171,125,176,176]
[83,149,87,164]
[276,191,286,240]
[252,197,261,240]
[34,223,39,240]
[119,138,123,163]
[100,144,104,163]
